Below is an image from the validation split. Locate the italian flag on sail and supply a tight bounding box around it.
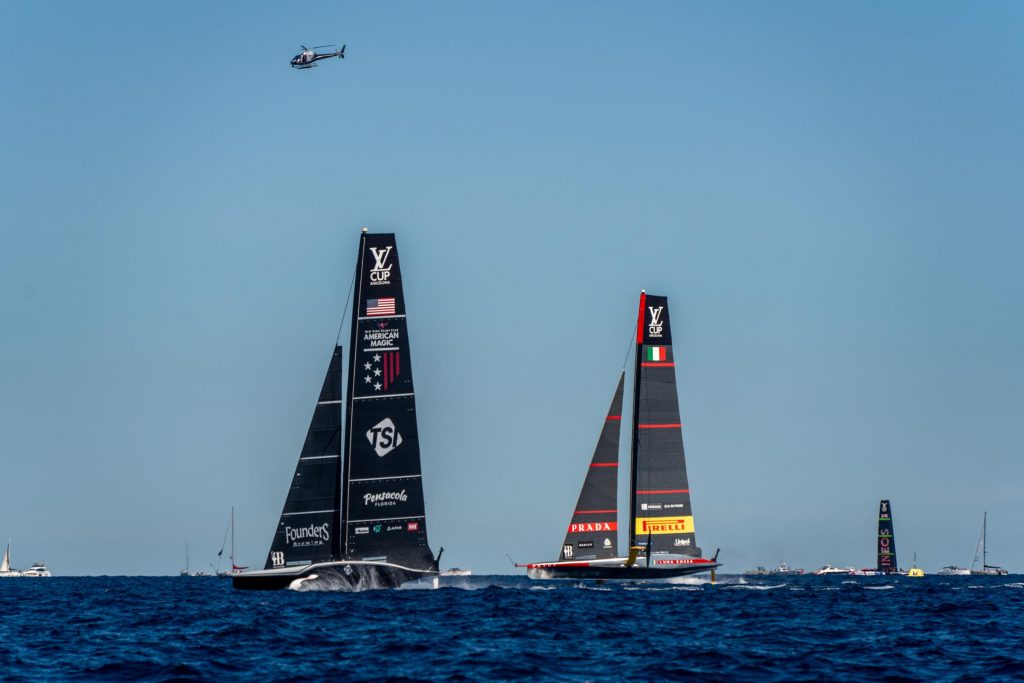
[646,346,667,362]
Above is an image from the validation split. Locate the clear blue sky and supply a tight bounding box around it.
[2,2,1021,575]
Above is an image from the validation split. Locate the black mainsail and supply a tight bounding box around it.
[342,232,435,571]
[558,373,624,562]
[266,346,343,569]
[234,230,438,591]
[877,499,897,573]
[523,290,718,580]
[630,292,700,559]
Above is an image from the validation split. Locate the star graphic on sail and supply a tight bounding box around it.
[363,350,402,392]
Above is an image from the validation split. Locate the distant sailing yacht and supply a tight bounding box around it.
[522,292,720,580]
[233,230,441,591]
[179,542,208,577]
[876,499,902,575]
[970,512,1008,576]
[216,508,247,578]
[1,543,21,578]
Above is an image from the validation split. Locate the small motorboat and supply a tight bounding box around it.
[20,562,51,577]
[814,564,854,576]
[440,567,472,577]
[937,565,971,576]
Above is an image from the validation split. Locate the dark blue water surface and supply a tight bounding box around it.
[3,574,1024,681]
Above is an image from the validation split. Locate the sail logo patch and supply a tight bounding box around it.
[635,516,694,535]
[366,297,396,317]
[648,306,665,338]
[407,521,419,532]
[362,352,402,393]
[363,490,408,507]
[362,321,401,349]
[368,246,393,286]
[646,346,667,362]
[366,417,403,456]
[674,538,691,547]
[284,522,330,546]
[568,521,617,533]
[603,538,612,548]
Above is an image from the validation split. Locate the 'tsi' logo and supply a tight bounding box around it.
[366,417,403,457]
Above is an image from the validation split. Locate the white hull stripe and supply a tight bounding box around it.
[299,455,340,461]
[282,509,335,516]
[354,392,414,401]
[318,400,342,405]
[348,474,421,483]
[347,515,425,523]
[357,315,406,321]
[362,347,398,352]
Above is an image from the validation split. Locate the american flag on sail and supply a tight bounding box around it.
[366,297,396,317]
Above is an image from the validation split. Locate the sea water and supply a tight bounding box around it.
[2,574,1023,680]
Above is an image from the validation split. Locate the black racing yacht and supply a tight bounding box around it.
[233,230,441,590]
[521,291,720,580]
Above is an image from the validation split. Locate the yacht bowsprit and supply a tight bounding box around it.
[522,291,720,580]
[233,230,440,591]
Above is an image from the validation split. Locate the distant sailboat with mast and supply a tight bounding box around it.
[970,512,1008,576]
[876,499,901,575]
[521,291,720,580]
[1,543,20,577]
[216,508,247,578]
[233,229,441,591]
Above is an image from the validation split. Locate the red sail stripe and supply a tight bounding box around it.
[606,415,622,421]
[589,463,618,467]
[636,489,689,494]
[640,362,675,367]
[575,509,617,514]
[638,423,682,428]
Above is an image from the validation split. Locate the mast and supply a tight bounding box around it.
[230,507,235,569]
[628,293,644,550]
[558,373,624,561]
[629,291,701,558]
[341,230,435,570]
[983,511,988,568]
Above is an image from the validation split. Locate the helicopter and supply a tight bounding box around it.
[290,44,345,69]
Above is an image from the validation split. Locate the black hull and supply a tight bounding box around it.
[526,562,719,581]
[232,560,437,591]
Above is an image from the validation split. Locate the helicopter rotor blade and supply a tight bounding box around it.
[310,44,335,50]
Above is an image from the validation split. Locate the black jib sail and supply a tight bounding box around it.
[630,292,700,558]
[877,499,898,573]
[558,373,625,562]
[342,232,435,570]
[266,346,343,569]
